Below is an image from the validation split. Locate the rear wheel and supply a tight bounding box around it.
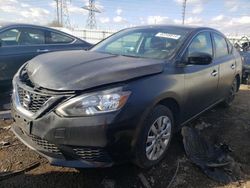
[134,105,174,168]
[221,78,238,108]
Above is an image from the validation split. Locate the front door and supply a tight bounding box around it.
[182,32,219,120]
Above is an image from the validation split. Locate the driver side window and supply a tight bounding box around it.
[0,27,45,46]
[188,32,213,57]
[0,28,21,46]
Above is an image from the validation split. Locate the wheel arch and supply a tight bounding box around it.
[156,97,181,127]
[131,93,182,152]
[235,74,241,91]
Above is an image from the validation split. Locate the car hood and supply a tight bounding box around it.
[26,50,165,91]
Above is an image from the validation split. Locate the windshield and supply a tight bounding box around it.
[91,27,190,59]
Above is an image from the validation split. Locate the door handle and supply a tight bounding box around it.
[37,49,49,53]
[231,64,236,69]
[211,70,218,77]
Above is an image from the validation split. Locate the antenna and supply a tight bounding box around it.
[182,0,187,25]
[82,0,101,29]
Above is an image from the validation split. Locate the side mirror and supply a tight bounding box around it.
[188,52,213,65]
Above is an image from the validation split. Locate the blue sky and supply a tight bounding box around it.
[1,0,250,34]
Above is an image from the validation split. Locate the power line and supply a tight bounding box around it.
[82,0,101,29]
[53,0,71,28]
[62,0,71,28]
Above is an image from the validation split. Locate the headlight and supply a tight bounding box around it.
[56,88,131,117]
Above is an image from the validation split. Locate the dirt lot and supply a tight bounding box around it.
[0,85,249,188]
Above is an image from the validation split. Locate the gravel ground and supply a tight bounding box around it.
[0,85,249,188]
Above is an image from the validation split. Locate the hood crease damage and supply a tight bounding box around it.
[26,50,165,91]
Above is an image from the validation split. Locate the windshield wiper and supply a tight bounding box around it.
[119,54,141,58]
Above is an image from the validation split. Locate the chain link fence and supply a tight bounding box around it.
[71,29,116,44]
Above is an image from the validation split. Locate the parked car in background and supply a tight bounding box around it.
[12,25,242,169]
[238,42,250,83]
[0,23,92,92]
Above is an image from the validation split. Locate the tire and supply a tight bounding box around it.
[134,105,174,169]
[242,73,249,85]
[221,78,238,108]
[246,73,250,86]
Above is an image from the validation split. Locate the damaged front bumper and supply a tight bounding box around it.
[11,101,116,168]
[12,123,113,168]
[11,76,138,168]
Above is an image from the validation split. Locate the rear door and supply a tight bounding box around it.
[44,30,88,52]
[183,31,219,119]
[0,27,46,88]
[212,33,236,100]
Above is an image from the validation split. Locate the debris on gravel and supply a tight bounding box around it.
[138,173,152,188]
[101,178,116,188]
[0,141,10,147]
[0,162,40,181]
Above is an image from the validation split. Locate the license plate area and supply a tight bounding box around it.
[18,118,31,134]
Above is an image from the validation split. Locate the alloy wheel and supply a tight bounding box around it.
[145,116,172,161]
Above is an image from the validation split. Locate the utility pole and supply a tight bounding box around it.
[83,0,101,29]
[54,0,71,28]
[62,0,71,28]
[55,0,60,25]
[60,0,63,26]
[182,0,187,25]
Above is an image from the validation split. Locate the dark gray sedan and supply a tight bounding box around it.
[11,25,242,169]
[0,23,92,92]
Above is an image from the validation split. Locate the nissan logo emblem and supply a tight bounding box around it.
[23,94,31,109]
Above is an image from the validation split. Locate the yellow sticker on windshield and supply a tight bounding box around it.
[156,32,181,40]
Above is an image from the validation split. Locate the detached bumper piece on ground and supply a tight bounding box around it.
[181,126,242,184]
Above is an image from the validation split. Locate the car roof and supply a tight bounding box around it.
[0,22,50,29]
[124,24,220,34]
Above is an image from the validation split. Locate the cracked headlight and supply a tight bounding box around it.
[56,88,131,117]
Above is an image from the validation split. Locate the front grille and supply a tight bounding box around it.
[28,134,62,155]
[20,66,34,87]
[27,134,109,161]
[73,148,110,162]
[17,85,51,113]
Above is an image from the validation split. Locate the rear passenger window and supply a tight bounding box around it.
[188,32,213,56]
[213,33,229,58]
[21,28,45,45]
[48,32,74,44]
[226,39,233,54]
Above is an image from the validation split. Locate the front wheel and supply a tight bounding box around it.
[221,78,238,108]
[134,105,174,168]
